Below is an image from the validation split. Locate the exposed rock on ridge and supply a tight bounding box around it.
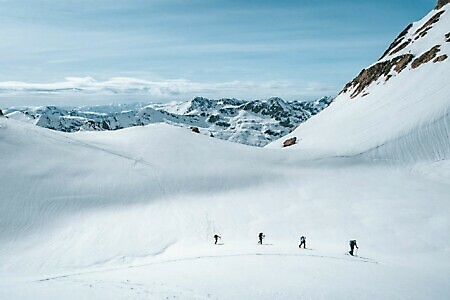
[380,24,413,59]
[340,54,414,98]
[412,45,441,68]
[340,1,449,99]
[414,11,445,40]
[436,0,450,10]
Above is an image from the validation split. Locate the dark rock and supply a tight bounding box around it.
[0,109,3,117]
[414,11,445,40]
[216,121,231,128]
[191,127,200,133]
[393,54,414,73]
[264,129,282,137]
[207,115,220,123]
[380,24,413,60]
[433,54,448,63]
[389,39,412,56]
[283,137,297,147]
[435,0,450,10]
[340,54,414,98]
[412,45,441,69]
[445,32,450,42]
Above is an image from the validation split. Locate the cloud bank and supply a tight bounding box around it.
[0,77,336,106]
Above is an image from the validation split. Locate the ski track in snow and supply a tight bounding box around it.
[36,251,380,283]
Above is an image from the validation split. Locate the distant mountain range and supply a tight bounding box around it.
[4,96,333,147]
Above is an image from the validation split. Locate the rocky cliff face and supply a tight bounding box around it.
[269,1,450,162]
[436,0,450,10]
[5,96,333,147]
[340,2,449,99]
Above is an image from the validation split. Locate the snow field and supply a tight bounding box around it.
[1,117,449,298]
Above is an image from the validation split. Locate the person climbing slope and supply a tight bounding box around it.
[349,240,358,256]
[299,236,306,249]
[214,234,221,245]
[258,232,265,244]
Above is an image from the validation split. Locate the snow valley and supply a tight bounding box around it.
[0,1,449,300]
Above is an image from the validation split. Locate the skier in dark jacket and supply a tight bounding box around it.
[299,236,306,249]
[258,232,265,244]
[214,234,221,245]
[349,240,358,256]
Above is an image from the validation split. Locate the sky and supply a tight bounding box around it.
[0,0,437,107]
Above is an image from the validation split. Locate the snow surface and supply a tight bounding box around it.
[1,116,449,299]
[1,4,450,300]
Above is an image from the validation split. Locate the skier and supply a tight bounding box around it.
[258,232,265,244]
[299,236,306,249]
[214,234,221,245]
[349,240,358,256]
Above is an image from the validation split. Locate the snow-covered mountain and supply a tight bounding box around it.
[3,96,332,147]
[269,1,450,163]
[1,2,450,300]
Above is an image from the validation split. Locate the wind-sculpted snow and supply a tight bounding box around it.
[4,96,333,147]
[364,108,450,162]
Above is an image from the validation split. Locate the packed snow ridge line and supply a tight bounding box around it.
[3,96,333,147]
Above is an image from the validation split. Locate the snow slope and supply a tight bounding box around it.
[1,116,449,299]
[269,4,450,163]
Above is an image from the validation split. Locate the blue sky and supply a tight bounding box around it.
[0,0,436,106]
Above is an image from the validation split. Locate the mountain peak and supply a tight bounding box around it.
[436,0,450,10]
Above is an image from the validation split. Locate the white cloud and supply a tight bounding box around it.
[0,76,296,98]
[0,77,338,107]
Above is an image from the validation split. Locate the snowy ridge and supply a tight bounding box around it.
[4,96,333,147]
[269,3,450,163]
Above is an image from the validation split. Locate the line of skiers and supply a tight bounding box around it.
[214,233,359,256]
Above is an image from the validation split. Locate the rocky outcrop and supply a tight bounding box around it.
[283,137,297,147]
[340,54,414,98]
[414,11,445,40]
[191,127,200,133]
[0,109,3,117]
[445,32,450,42]
[380,24,412,59]
[433,54,448,62]
[436,0,450,10]
[389,39,412,56]
[393,54,414,72]
[412,45,441,68]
